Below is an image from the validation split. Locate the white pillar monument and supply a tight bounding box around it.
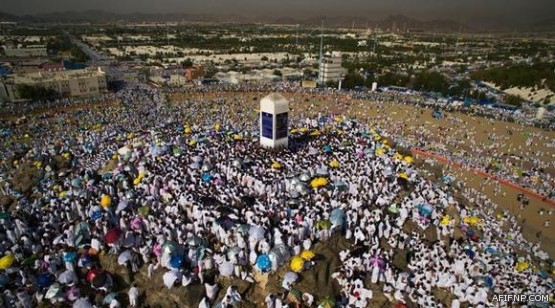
[260,93,289,149]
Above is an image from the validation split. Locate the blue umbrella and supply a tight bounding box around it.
[330,208,346,228]
[485,247,496,254]
[36,273,54,288]
[169,254,184,269]
[464,249,475,259]
[202,173,212,183]
[418,204,433,217]
[256,254,272,272]
[63,252,77,263]
[80,254,92,267]
[323,145,333,153]
[91,210,102,220]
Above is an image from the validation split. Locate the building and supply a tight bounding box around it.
[4,45,48,58]
[0,68,107,101]
[318,51,347,85]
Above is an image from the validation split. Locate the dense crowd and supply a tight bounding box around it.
[0,81,553,307]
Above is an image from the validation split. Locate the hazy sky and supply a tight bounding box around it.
[3,0,554,24]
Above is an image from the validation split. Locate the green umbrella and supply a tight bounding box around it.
[317,220,332,230]
[138,206,150,217]
[318,295,336,308]
[21,256,38,266]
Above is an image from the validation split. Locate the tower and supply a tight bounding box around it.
[260,93,289,149]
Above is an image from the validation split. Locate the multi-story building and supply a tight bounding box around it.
[0,68,107,101]
[4,45,48,58]
[318,51,347,85]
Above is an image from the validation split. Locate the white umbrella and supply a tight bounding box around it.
[192,156,204,163]
[115,200,129,214]
[163,270,182,289]
[249,225,265,241]
[218,261,234,277]
[45,283,62,299]
[73,298,93,308]
[58,270,78,285]
[283,271,299,284]
[118,250,132,265]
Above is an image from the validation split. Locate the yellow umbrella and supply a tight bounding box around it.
[0,254,15,270]
[184,126,192,134]
[133,173,145,185]
[463,216,482,226]
[271,162,282,169]
[310,177,328,188]
[62,153,71,160]
[404,156,414,164]
[100,194,112,208]
[59,191,68,198]
[515,261,529,272]
[310,130,321,136]
[496,213,503,220]
[299,127,309,133]
[394,154,403,161]
[232,134,243,140]
[398,173,409,180]
[440,215,452,227]
[127,133,135,139]
[329,160,340,168]
[214,123,221,131]
[290,256,305,273]
[375,148,385,156]
[290,129,298,133]
[112,154,119,160]
[300,250,315,260]
[188,139,197,146]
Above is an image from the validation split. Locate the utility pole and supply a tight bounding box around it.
[318,16,325,85]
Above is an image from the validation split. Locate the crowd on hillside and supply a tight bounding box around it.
[0,82,553,308]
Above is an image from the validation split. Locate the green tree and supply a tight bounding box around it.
[16,84,58,101]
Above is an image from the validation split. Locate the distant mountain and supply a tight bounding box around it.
[0,11,20,22]
[0,10,502,33]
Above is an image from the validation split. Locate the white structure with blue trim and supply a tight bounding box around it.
[259,93,289,149]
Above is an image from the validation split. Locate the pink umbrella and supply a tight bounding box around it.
[153,243,162,257]
[130,217,142,231]
[66,285,80,301]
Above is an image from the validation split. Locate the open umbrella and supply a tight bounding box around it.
[58,270,78,285]
[163,271,182,288]
[63,251,77,263]
[249,225,266,241]
[318,295,335,308]
[92,272,108,288]
[36,273,54,288]
[104,228,121,244]
[300,250,315,261]
[45,283,62,299]
[283,272,299,284]
[100,195,111,208]
[290,256,305,273]
[117,250,132,265]
[299,173,311,182]
[218,261,234,277]
[202,173,212,182]
[73,298,93,308]
[86,269,101,282]
[256,254,272,272]
[138,206,150,217]
[0,254,14,269]
[330,208,346,227]
[169,254,184,269]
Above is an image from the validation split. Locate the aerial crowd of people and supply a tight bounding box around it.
[0,80,553,307]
